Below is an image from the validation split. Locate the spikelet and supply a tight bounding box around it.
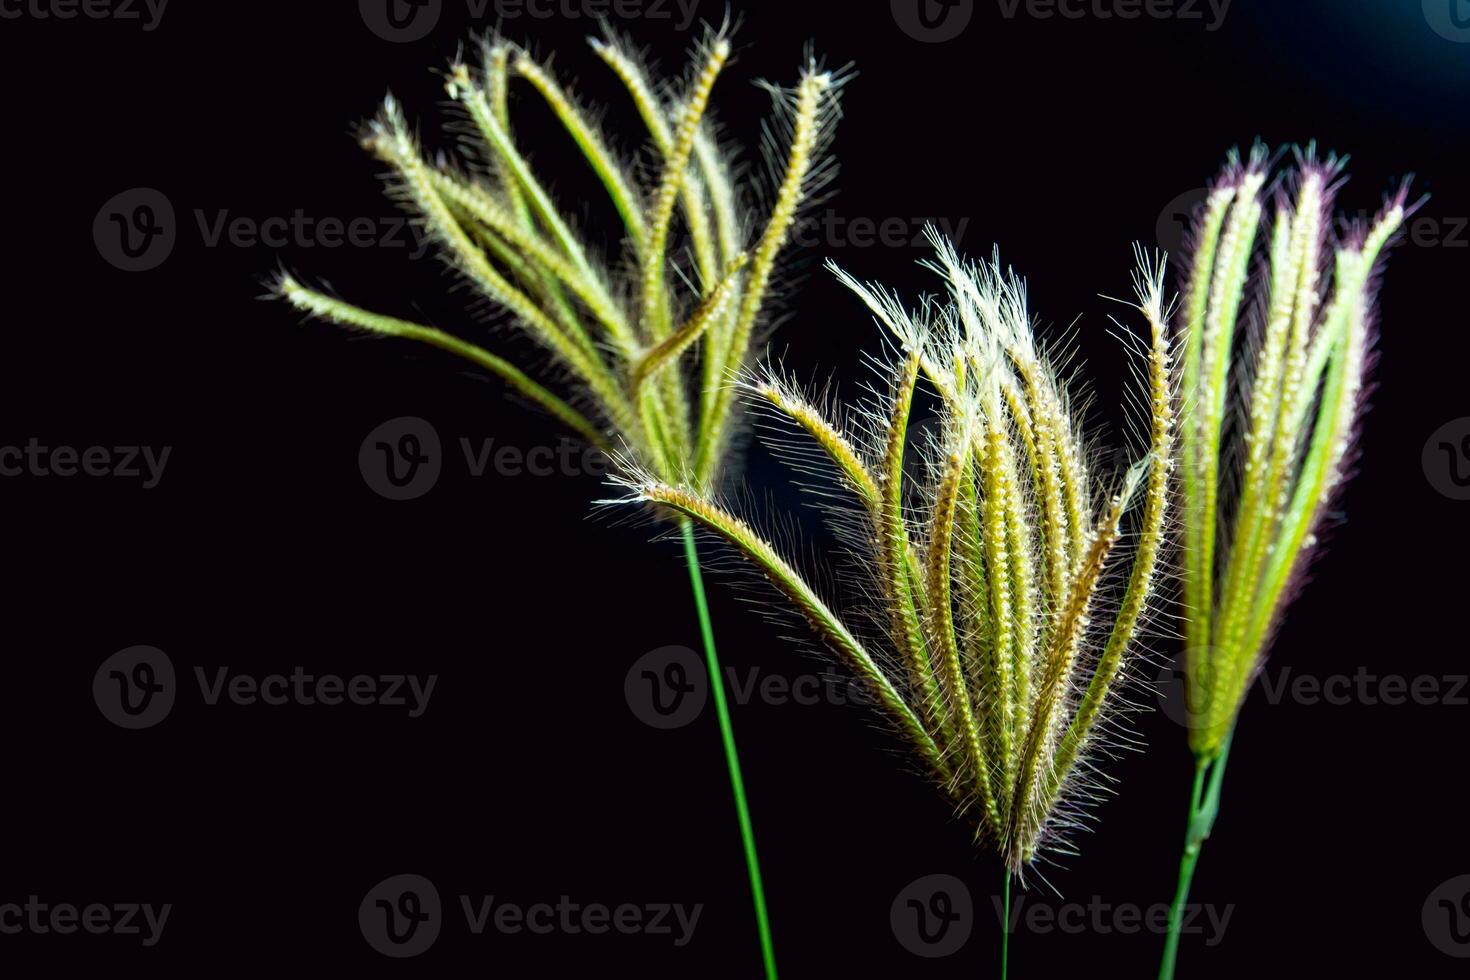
[1175,145,1414,757]
[611,233,1175,874]
[273,26,845,491]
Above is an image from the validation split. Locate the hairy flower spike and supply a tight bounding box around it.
[271,29,849,980]
[613,236,1175,873]
[274,28,845,493]
[1159,145,1413,980]
[1176,145,1414,756]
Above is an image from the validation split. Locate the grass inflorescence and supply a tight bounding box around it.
[1176,145,1413,754]
[271,28,849,979]
[1159,144,1414,979]
[274,26,845,492]
[613,231,1177,875]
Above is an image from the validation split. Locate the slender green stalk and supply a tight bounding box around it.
[1159,730,1233,980]
[1001,870,1012,980]
[680,520,777,980]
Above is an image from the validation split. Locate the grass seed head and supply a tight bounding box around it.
[613,235,1176,874]
[274,26,846,496]
[1174,144,1414,757]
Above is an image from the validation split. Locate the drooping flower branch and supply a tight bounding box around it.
[276,28,844,491]
[270,29,848,980]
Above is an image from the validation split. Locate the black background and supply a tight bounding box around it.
[5,0,1468,975]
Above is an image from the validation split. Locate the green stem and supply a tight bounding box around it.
[680,519,777,980]
[1001,870,1011,980]
[1158,728,1235,980]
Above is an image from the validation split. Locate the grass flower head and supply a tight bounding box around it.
[1158,145,1413,979]
[275,26,844,491]
[614,232,1176,874]
[269,29,848,978]
[1176,145,1414,756]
